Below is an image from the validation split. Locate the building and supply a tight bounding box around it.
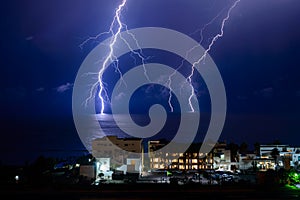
[79,165,95,182]
[238,152,257,171]
[92,136,143,178]
[213,143,232,171]
[257,145,300,171]
[148,140,214,171]
[259,145,289,158]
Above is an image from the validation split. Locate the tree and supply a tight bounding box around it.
[271,148,280,165]
[98,173,104,180]
[254,142,260,156]
[77,153,95,165]
[239,142,248,154]
[288,169,300,185]
[228,142,239,162]
[294,161,299,170]
[272,140,281,145]
[28,155,56,185]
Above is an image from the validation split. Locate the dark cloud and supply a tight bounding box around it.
[55,82,73,93]
[35,87,45,92]
[260,87,274,98]
[25,36,34,41]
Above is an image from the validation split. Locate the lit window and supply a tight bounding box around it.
[192,159,198,164]
[220,154,225,161]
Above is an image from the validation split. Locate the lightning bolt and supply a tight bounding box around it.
[83,0,240,115]
[193,0,241,66]
[96,0,127,114]
[167,0,240,113]
[187,0,241,112]
[190,6,227,45]
[81,0,150,114]
[166,6,227,113]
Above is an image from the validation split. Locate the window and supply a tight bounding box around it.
[220,154,225,161]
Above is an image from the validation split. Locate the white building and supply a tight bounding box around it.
[258,145,300,170]
[238,153,257,171]
[213,143,233,171]
[92,136,143,179]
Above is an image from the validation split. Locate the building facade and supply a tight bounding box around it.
[257,145,300,171]
[92,136,143,178]
[148,140,214,170]
[212,143,232,171]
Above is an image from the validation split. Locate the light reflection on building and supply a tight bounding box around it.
[148,140,214,170]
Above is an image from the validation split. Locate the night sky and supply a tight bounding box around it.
[1,0,300,165]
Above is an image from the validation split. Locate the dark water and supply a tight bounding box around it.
[2,112,296,165]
